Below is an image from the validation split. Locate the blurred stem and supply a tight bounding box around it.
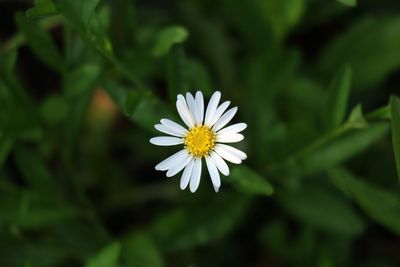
[3,15,146,91]
[63,22,74,69]
[63,155,110,241]
[61,91,111,241]
[106,55,146,90]
[272,104,390,174]
[283,125,349,167]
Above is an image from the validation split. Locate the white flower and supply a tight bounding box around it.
[150,91,247,193]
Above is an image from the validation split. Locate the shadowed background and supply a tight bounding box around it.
[1,0,400,266]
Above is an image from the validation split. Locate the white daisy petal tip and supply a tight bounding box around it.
[213,90,221,96]
[150,136,183,146]
[151,90,246,193]
[180,159,194,190]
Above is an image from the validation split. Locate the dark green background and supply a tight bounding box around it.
[1,0,400,266]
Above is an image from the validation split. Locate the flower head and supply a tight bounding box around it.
[150,91,247,193]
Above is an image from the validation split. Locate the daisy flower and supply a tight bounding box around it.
[150,91,247,193]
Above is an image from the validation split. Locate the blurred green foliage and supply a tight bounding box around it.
[1,0,400,266]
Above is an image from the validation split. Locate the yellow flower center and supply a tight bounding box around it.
[184,125,216,157]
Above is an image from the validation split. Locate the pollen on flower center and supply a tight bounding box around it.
[184,125,216,157]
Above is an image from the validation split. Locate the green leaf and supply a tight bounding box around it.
[227,165,274,196]
[102,81,174,132]
[345,104,368,129]
[55,0,113,56]
[0,50,33,107]
[152,25,189,56]
[54,0,101,28]
[336,0,357,7]
[298,122,389,175]
[166,44,189,102]
[0,238,69,267]
[365,105,390,121]
[63,64,101,97]
[260,222,317,266]
[152,193,249,251]
[178,4,236,88]
[62,91,93,162]
[15,12,63,72]
[0,48,18,75]
[13,146,56,192]
[390,96,400,184]
[122,233,163,267]
[278,185,365,237]
[185,59,213,95]
[0,81,13,108]
[85,242,121,267]
[317,17,400,90]
[127,91,175,132]
[0,134,14,168]
[0,191,77,229]
[26,0,59,18]
[40,95,69,125]
[324,64,352,131]
[101,80,127,110]
[60,64,99,159]
[258,0,306,39]
[0,104,43,141]
[329,168,400,235]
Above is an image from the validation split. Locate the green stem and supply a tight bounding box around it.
[270,104,389,173]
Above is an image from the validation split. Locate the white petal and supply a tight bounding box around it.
[180,158,195,190]
[217,144,247,160]
[204,91,221,125]
[160,119,188,136]
[217,133,244,143]
[214,144,242,164]
[166,153,192,177]
[154,124,184,137]
[189,158,202,193]
[176,95,195,128]
[205,156,221,192]
[185,93,199,124]
[217,123,247,135]
[155,149,187,171]
[208,101,230,127]
[195,91,204,125]
[150,136,183,146]
[210,151,229,176]
[212,107,238,132]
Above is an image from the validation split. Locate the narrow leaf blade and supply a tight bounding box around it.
[122,233,163,267]
[278,185,365,237]
[26,0,59,18]
[152,25,189,56]
[15,12,63,72]
[227,165,274,196]
[300,122,388,175]
[336,0,357,7]
[85,242,121,267]
[390,96,400,183]
[324,64,352,131]
[329,168,400,236]
[167,44,189,102]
